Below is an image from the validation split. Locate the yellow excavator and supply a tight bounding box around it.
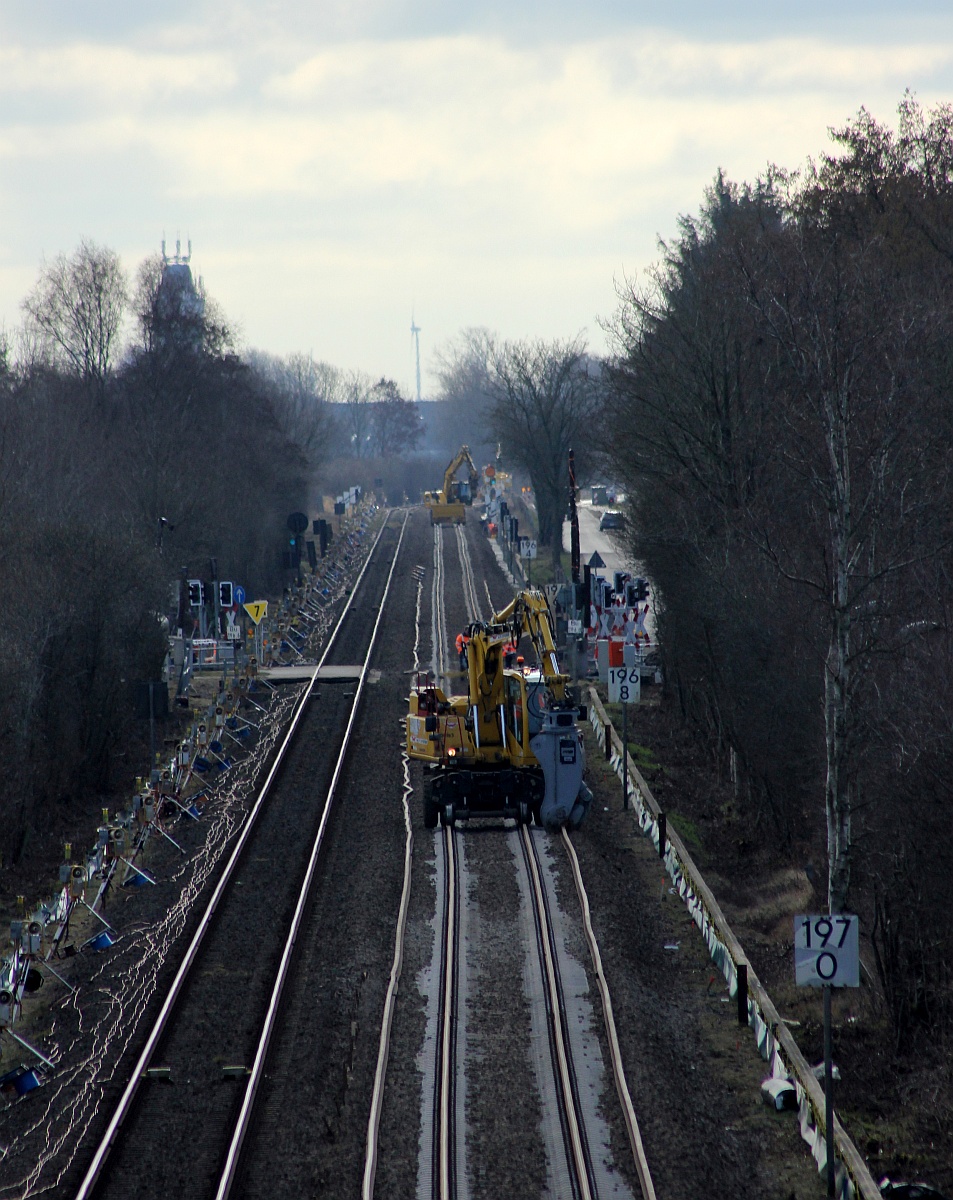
[423,445,480,525]
[407,589,592,829]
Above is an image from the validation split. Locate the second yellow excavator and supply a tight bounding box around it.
[423,445,480,524]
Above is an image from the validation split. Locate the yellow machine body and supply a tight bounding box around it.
[407,590,588,828]
[424,445,480,525]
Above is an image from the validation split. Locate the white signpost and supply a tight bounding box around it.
[608,665,640,705]
[518,537,537,582]
[608,665,640,811]
[794,914,859,988]
[795,913,860,1197]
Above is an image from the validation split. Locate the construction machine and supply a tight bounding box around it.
[407,589,592,830]
[424,445,480,524]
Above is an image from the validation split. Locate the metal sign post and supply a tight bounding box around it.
[824,984,834,1198]
[622,698,628,809]
[794,913,860,1197]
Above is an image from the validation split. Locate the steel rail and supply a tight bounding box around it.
[215,511,410,1198]
[560,829,658,1200]
[361,548,426,1199]
[519,824,594,1200]
[456,525,480,625]
[436,824,459,1200]
[73,513,395,1200]
[430,522,461,1199]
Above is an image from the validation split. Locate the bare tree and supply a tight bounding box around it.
[487,336,601,566]
[431,327,501,461]
[434,327,495,406]
[606,151,953,917]
[740,204,951,914]
[246,350,336,471]
[21,239,128,397]
[368,377,423,457]
[602,179,810,842]
[337,369,375,457]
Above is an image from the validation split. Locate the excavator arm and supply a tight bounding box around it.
[488,590,568,702]
[441,444,479,504]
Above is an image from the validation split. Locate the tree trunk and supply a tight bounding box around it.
[825,383,853,914]
[825,622,851,913]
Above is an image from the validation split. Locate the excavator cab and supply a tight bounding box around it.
[502,670,549,752]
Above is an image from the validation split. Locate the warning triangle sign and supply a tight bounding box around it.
[244,601,268,625]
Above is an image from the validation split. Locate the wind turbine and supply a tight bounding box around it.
[410,312,422,402]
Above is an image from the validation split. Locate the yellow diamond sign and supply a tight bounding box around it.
[243,601,268,626]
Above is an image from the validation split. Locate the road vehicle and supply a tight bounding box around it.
[599,509,624,531]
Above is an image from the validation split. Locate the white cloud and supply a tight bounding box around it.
[0,43,236,102]
[2,22,953,389]
[611,36,953,92]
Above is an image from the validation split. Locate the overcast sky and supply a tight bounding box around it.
[3,2,953,397]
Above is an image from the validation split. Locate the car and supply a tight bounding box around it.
[599,510,624,531]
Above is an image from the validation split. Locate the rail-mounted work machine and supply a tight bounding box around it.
[407,589,592,829]
[423,445,480,525]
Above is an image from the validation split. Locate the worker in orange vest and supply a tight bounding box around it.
[456,632,467,670]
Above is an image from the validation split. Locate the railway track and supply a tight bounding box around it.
[0,508,822,1199]
[363,518,655,1199]
[455,524,482,627]
[73,512,409,1200]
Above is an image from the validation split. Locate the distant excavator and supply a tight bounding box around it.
[407,589,592,830]
[423,445,480,525]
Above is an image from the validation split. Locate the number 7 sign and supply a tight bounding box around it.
[794,914,860,987]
